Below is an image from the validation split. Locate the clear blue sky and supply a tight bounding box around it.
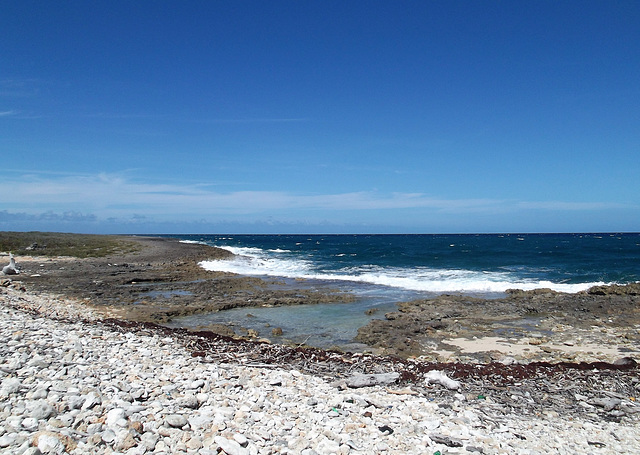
[1,0,639,234]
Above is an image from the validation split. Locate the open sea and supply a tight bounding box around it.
[165,233,640,349]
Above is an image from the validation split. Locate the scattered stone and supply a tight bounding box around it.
[36,434,64,454]
[430,433,463,447]
[214,435,249,455]
[345,372,400,388]
[233,433,249,447]
[591,397,622,411]
[29,401,56,420]
[0,434,16,448]
[165,414,188,428]
[178,392,199,408]
[0,283,639,455]
[106,408,127,427]
[614,356,638,366]
[32,431,77,453]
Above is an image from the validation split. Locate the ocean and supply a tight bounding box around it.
[166,233,640,349]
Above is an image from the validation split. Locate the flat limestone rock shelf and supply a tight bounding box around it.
[3,233,639,364]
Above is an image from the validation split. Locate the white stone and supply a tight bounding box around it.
[22,417,39,430]
[190,379,205,389]
[82,391,101,410]
[1,377,21,395]
[214,436,249,455]
[188,414,213,430]
[0,434,16,448]
[101,429,117,443]
[165,413,188,428]
[233,433,249,447]
[1,285,640,455]
[37,434,64,454]
[315,437,341,454]
[179,393,199,408]
[29,401,56,420]
[106,408,127,427]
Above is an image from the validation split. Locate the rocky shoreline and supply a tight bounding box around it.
[1,234,639,453]
[6,235,639,364]
[7,236,355,329]
[2,283,640,454]
[356,285,640,362]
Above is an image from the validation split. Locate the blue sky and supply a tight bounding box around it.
[1,1,639,234]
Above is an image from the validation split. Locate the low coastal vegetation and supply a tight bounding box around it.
[0,231,140,258]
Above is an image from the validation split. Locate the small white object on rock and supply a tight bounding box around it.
[424,370,461,390]
[1,253,18,275]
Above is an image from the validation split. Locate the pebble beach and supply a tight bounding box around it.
[1,283,640,455]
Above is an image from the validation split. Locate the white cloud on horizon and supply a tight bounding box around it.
[0,172,632,226]
[516,200,629,211]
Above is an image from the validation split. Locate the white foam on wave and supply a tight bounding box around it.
[202,246,314,276]
[199,246,605,294]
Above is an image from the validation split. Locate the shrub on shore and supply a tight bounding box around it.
[0,231,140,258]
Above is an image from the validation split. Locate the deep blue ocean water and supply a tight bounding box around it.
[166,233,640,348]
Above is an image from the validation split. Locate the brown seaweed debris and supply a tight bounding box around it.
[98,318,638,386]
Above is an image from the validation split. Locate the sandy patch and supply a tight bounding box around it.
[440,336,632,360]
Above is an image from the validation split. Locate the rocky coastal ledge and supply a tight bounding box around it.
[356,285,640,362]
[1,234,639,453]
[2,283,640,455]
[6,235,355,328]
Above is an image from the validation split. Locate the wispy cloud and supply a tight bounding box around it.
[188,117,309,124]
[0,79,41,97]
[517,201,631,211]
[82,112,164,120]
[0,172,631,226]
[0,172,497,216]
[0,109,42,120]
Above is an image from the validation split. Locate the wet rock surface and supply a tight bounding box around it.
[9,237,354,328]
[356,288,640,361]
[7,236,639,363]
